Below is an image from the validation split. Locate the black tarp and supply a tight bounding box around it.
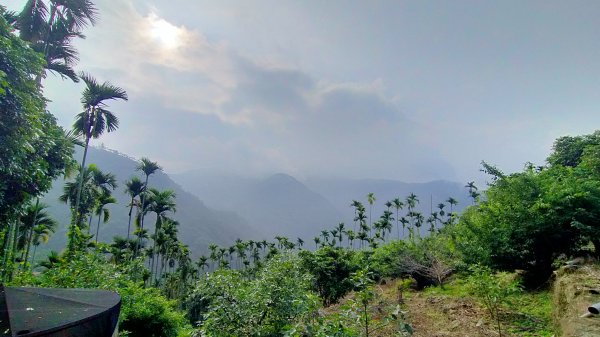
[0,286,120,337]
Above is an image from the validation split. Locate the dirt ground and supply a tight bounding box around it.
[554,265,600,337]
[403,291,497,337]
[323,276,560,336]
[362,280,548,337]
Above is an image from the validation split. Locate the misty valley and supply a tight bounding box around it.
[3,1,600,337]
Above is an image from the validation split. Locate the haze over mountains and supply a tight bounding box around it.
[172,170,471,243]
[41,147,471,256]
[40,147,260,257]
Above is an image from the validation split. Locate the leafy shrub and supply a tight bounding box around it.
[467,265,522,337]
[187,253,318,336]
[369,240,407,278]
[119,285,186,337]
[453,165,600,284]
[300,246,359,306]
[369,236,457,288]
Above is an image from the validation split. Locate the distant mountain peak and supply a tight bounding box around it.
[264,173,300,184]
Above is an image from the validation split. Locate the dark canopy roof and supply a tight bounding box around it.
[0,286,120,337]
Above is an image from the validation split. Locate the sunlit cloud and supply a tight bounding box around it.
[146,13,184,50]
[35,0,469,181]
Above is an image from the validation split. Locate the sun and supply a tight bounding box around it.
[148,14,182,49]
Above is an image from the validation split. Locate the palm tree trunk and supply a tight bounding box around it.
[127,199,134,241]
[154,252,161,283]
[69,134,91,252]
[1,221,15,281]
[21,199,39,267]
[7,220,20,282]
[160,255,166,279]
[87,213,93,233]
[23,228,34,270]
[74,136,91,224]
[95,206,103,243]
[396,210,400,240]
[137,175,150,254]
[31,245,38,266]
[150,217,160,280]
[35,5,58,86]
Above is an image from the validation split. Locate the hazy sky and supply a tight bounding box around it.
[7,0,600,183]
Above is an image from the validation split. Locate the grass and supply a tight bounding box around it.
[420,275,557,337]
[506,291,556,337]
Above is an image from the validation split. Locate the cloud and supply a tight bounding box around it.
[40,0,458,182]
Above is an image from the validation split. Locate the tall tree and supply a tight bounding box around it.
[60,165,99,228]
[0,11,73,278]
[136,158,162,250]
[367,192,376,229]
[406,193,419,240]
[350,200,363,233]
[30,217,57,265]
[392,198,404,239]
[18,200,57,268]
[446,197,458,225]
[94,191,116,243]
[17,0,98,83]
[147,188,176,279]
[125,177,145,241]
[465,181,479,204]
[70,73,127,251]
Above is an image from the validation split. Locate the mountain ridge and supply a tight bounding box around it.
[40,147,262,258]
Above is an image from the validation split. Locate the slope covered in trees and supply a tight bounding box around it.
[4,1,600,336]
[39,146,261,257]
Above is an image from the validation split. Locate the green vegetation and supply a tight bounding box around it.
[467,265,522,337]
[3,1,600,336]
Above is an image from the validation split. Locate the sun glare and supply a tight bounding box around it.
[148,14,182,49]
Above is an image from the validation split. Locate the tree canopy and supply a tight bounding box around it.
[455,132,600,283]
[0,12,73,225]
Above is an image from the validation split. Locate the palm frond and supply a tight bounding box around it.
[57,0,99,29]
[102,109,119,133]
[72,111,87,138]
[137,158,162,176]
[18,0,49,41]
[2,7,19,26]
[90,110,106,138]
[80,72,128,106]
[64,129,84,147]
[45,60,79,82]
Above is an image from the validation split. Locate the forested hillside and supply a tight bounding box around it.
[173,172,470,242]
[39,146,261,257]
[3,2,600,337]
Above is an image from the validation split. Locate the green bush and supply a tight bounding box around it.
[369,236,457,288]
[187,253,318,336]
[300,246,359,306]
[467,265,521,337]
[369,240,408,278]
[119,285,187,337]
[452,164,600,284]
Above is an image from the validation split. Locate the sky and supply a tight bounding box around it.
[6,0,600,183]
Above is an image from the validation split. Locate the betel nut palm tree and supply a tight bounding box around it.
[94,190,116,243]
[135,158,162,254]
[125,177,145,241]
[148,188,176,279]
[17,0,98,84]
[18,200,57,268]
[69,73,127,251]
